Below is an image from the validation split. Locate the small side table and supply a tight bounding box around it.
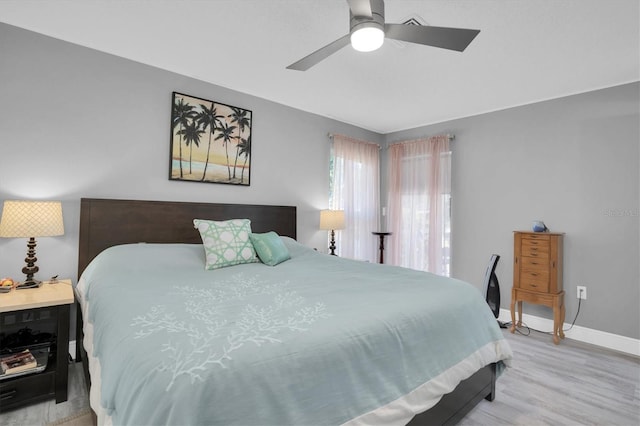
[0,279,74,410]
[372,232,392,264]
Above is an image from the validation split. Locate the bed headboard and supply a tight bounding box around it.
[78,198,297,278]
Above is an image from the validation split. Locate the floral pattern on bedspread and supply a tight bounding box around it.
[130,273,330,391]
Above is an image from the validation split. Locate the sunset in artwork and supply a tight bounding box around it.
[170,92,252,185]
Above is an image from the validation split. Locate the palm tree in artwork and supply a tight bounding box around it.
[177,120,205,176]
[196,103,224,181]
[228,107,251,180]
[214,122,237,180]
[237,134,251,184]
[172,97,196,178]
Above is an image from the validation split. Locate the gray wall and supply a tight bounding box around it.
[0,23,382,286]
[1,23,638,341]
[383,82,640,339]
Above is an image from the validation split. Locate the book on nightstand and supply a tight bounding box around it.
[1,349,37,374]
[0,347,49,379]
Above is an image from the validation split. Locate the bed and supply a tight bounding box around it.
[75,198,512,425]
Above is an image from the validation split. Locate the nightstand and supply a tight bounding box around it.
[0,279,74,411]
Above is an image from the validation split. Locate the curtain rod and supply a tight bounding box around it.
[389,134,456,145]
[327,133,382,149]
[329,133,455,142]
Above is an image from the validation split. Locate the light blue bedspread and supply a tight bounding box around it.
[80,238,511,425]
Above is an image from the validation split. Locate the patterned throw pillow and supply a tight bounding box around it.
[249,232,291,266]
[193,218,259,270]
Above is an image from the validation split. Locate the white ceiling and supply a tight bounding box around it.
[1,0,638,134]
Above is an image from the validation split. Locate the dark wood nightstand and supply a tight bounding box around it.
[0,279,74,411]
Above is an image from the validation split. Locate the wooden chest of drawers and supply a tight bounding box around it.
[510,231,565,344]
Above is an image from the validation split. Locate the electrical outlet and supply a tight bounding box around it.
[577,286,587,300]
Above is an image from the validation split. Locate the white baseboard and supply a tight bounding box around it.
[498,308,640,357]
[69,339,76,361]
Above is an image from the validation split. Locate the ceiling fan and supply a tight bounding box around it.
[287,0,480,71]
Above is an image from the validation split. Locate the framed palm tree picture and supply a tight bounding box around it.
[169,92,252,185]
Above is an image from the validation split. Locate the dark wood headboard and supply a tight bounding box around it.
[78,198,297,278]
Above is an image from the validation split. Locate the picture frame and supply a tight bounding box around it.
[169,92,252,186]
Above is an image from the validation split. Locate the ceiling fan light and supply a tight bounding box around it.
[350,26,384,52]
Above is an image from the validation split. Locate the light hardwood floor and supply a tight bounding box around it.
[462,328,639,425]
[1,361,90,426]
[1,329,638,425]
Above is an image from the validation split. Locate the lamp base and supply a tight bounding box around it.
[19,236,41,289]
[328,229,337,256]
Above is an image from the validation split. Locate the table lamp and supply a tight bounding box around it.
[0,200,64,288]
[319,209,345,256]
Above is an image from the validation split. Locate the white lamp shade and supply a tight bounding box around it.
[0,200,64,238]
[351,26,385,52]
[319,210,345,231]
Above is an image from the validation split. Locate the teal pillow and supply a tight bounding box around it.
[193,218,259,270]
[249,232,291,266]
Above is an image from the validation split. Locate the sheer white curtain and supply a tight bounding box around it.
[387,135,451,275]
[330,134,380,262]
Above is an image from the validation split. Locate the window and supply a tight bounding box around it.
[387,136,451,276]
[329,135,380,262]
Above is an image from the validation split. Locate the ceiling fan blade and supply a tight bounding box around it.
[346,0,373,18]
[385,23,480,52]
[286,34,351,71]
